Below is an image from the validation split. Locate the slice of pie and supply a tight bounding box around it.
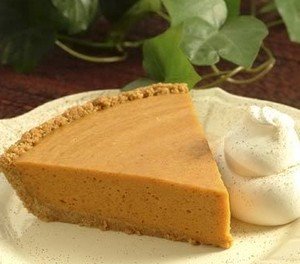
[0,83,232,248]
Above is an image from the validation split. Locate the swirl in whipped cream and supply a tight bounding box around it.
[217,105,300,226]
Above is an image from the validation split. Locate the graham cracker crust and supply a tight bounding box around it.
[0,83,232,248]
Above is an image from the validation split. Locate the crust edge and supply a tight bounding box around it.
[39,204,232,249]
[0,83,188,171]
[0,82,233,248]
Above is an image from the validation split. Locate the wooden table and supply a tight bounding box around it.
[0,23,299,119]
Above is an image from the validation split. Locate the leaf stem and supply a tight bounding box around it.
[156,11,171,22]
[123,40,144,48]
[259,1,276,14]
[266,19,284,28]
[57,35,115,48]
[57,34,144,50]
[227,62,274,84]
[196,44,275,89]
[200,70,231,81]
[197,67,244,89]
[55,40,127,63]
[211,64,220,73]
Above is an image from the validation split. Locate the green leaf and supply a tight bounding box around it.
[0,0,61,72]
[122,78,156,91]
[0,29,55,72]
[181,16,268,68]
[99,0,138,22]
[162,0,227,28]
[52,0,99,35]
[275,0,300,43]
[110,0,162,41]
[143,28,201,89]
[224,0,240,17]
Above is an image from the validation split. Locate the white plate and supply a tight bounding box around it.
[0,88,299,264]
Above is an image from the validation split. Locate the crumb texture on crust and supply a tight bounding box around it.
[0,83,188,171]
[29,200,232,249]
[0,82,233,249]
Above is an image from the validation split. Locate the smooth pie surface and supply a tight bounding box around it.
[18,94,224,190]
[2,86,232,248]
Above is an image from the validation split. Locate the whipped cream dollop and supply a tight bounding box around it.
[217,105,300,226]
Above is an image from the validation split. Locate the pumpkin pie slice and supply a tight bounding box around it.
[0,83,232,248]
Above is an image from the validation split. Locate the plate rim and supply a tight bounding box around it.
[2,87,299,123]
[0,87,299,264]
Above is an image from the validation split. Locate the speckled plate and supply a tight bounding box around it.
[0,88,299,264]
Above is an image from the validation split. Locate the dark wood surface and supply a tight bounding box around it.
[0,23,299,119]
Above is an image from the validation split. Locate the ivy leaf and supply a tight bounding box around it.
[52,0,99,35]
[0,0,62,72]
[162,0,227,28]
[110,0,162,41]
[0,29,55,73]
[122,78,156,91]
[224,0,240,18]
[181,16,268,68]
[99,0,138,22]
[143,27,201,89]
[274,0,300,43]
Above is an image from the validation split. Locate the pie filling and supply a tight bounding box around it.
[0,84,232,248]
